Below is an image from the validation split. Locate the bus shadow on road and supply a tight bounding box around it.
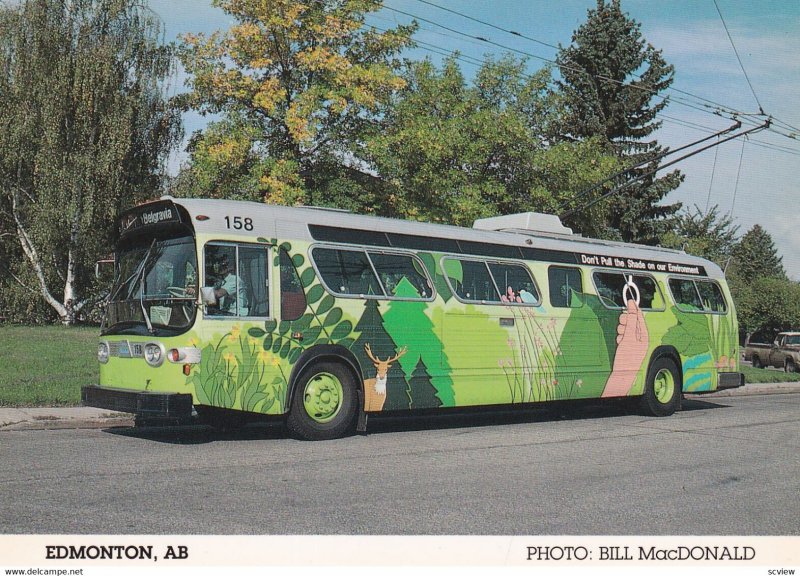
[102,396,731,443]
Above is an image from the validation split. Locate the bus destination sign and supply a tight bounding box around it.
[118,202,182,237]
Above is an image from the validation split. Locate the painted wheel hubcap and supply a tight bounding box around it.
[303,372,343,423]
[653,368,675,404]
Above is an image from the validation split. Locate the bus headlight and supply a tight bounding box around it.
[97,342,110,364]
[144,342,165,367]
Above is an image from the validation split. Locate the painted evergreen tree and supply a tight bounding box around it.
[555,0,682,244]
[352,296,407,411]
[382,277,455,406]
[407,358,441,410]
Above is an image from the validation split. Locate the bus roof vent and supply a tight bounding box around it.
[473,212,573,236]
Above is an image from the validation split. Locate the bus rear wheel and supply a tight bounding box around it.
[287,361,358,440]
[639,356,681,417]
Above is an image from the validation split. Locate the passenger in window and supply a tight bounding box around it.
[214,255,248,315]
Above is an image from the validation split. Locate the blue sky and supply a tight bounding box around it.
[150,0,800,280]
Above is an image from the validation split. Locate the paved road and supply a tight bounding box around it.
[1,394,798,535]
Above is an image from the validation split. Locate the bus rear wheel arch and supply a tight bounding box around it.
[639,355,681,417]
[286,360,358,440]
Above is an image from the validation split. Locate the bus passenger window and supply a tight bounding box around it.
[695,280,727,313]
[548,266,583,308]
[592,272,663,310]
[368,251,432,299]
[487,262,540,304]
[668,278,703,312]
[444,259,501,303]
[312,248,384,296]
[280,249,306,320]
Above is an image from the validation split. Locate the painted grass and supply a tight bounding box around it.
[0,325,98,406]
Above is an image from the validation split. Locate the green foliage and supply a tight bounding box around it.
[366,55,618,230]
[555,0,681,243]
[175,0,415,205]
[661,205,739,268]
[729,224,786,281]
[731,276,800,339]
[0,0,181,324]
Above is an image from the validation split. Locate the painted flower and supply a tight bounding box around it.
[271,357,281,367]
[228,325,241,342]
[507,338,515,349]
[258,350,271,364]
[575,379,583,389]
[552,379,559,387]
[548,317,557,329]
[223,352,237,366]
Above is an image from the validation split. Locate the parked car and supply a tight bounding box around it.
[743,332,800,372]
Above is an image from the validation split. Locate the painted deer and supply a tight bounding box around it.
[363,343,408,412]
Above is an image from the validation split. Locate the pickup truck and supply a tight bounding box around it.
[744,332,800,372]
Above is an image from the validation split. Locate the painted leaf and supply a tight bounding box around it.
[316,294,335,315]
[323,307,343,326]
[264,319,278,333]
[279,341,291,359]
[300,267,316,288]
[278,320,290,335]
[262,334,273,350]
[330,320,353,341]
[306,284,325,304]
[304,325,322,342]
[292,253,305,267]
[289,347,302,364]
[248,327,266,338]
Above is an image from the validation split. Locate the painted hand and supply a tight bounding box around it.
[602,298,650,398]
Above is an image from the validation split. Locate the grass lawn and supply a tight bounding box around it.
[0,324,98,406]
[742,364,800,384]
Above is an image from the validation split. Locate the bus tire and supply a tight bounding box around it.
[639,356,681,417]
[286,361,358,441]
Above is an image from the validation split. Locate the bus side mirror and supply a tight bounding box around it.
[200,287,217,306]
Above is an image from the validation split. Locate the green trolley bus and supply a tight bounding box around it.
[82,197,744,439]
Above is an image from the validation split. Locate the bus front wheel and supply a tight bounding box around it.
[287,361,358,440]
[639,356,681,417]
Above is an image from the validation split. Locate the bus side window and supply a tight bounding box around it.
[668,277,703,312]
[444,259,501,303]
[280,248,307,321]
[695,280,727,313]
[312,247,384,296]
[368,251,432,299]
[548,266,583,308]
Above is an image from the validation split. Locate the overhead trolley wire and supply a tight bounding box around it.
[712,0,765,115]
[391,0,800,146]
[405,0,766,121]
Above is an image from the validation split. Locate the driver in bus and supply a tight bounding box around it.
[212,255,248,315]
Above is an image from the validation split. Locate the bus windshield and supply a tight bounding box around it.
[104,235,198,335]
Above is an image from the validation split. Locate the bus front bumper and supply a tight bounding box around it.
[81,385,194,422]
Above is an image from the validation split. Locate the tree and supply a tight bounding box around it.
[660,205,739,268]
[729,224,786,281]
[733,276,800,341]
[176,0,415,207]
[366,55,618,233]
[555,0,682,244]
[0,0,181,324]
